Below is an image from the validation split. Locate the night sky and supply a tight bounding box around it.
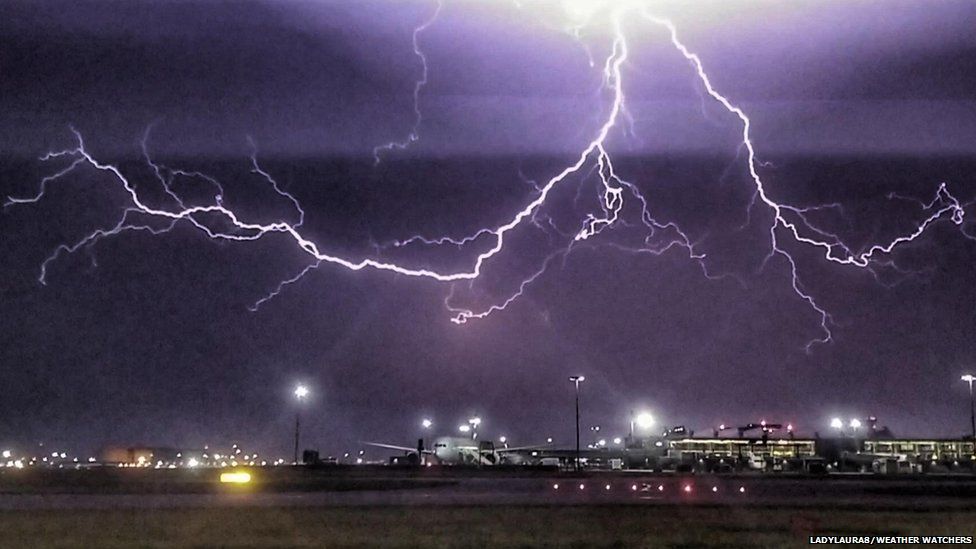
[2,0,976,459]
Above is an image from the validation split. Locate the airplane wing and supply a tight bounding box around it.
[361,442,433,454]
[497,444,551,453]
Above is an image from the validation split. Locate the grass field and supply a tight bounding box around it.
[2,505,975,548]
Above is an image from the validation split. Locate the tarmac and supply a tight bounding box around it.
[3,470,976,510]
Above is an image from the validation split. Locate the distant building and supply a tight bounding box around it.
[669,437,817,460]
[862,439,975,462]
[99,446,181,465]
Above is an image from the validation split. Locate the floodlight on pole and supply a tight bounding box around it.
[293,384,309,465]
[569,376,584,471]
[962,374,976,442]
[635,412,655,431]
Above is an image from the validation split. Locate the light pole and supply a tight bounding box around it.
[420,418,432,465]
[962,375,976,442]
[293,385,309,464]
[569,375,584,471]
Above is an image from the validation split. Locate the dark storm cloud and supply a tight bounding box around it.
[3,0,976,156]
[1,1,975,458]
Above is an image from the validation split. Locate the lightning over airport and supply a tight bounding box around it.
[4,4,976,543]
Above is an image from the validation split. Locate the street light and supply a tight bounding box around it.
[293,385,309,464]
[569,375,584,471]
[635,412,655,431]
[849,418,862,431]
[962,375,976,441]
[422,418,432,429]
[830,417,844,430]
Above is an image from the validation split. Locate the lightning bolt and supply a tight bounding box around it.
[8,4,970,351]
[643,13,967,349]
[372,0,443,164]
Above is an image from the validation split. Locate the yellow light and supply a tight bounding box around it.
[220,471,251,484]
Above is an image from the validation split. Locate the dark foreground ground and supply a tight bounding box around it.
[3,468,976,547]
[2,505,975,548]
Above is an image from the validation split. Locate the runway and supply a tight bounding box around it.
[3,472,976,510]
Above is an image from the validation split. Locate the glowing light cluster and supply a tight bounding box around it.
[7,2,972,350]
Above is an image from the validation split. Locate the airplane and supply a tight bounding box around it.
[363,436,550,466]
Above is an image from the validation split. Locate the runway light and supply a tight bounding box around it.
[631,484,637,491]
[579,483,585,490]
[553,483,559,490]
[683,485,692,493]
[711,486,718,492]
[219,471,251,484]
[605,484,611,491]
[739,486,746,493]
[658,484,664,491]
